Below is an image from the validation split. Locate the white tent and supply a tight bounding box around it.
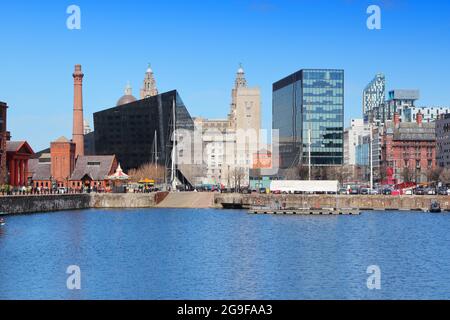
[270,180,338,193]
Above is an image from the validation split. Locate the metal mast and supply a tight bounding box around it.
[170,98,177,191]
[308,128,312,181]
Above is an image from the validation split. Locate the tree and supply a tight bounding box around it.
[329,166,355,184]
[297,165,309,180]
[401,167,415,183]
[284,164,309,180]
[376,164,388,184]
[312,167,330,180]
[128,163,165,183]
[426,167,443,186]
[231,167,246,191]
[440,169,450,186]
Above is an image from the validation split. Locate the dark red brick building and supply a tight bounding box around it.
[50,136,76,187]
[6,141,34,187]
[382,112,436,184]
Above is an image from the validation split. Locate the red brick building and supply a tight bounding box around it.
[6,141,35,187]
[69,155,118,191]
[382,112,436,184]
[50,136,76,187]
[28,154,52,189]
[0,101,8,184]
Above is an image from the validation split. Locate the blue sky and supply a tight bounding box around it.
[1,0,449,151]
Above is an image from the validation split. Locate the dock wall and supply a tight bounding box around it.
[1,193,449,216]
[215,194,450,211]
[0,193,157,215]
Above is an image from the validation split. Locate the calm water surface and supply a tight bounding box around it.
[1,208,450,300]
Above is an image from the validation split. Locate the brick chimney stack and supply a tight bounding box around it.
[72,64,84,159]
[393,112,401,126]
[416,111,423,125]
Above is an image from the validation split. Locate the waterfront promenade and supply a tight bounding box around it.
[1,192,450,215]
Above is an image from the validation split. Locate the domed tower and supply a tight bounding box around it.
[140,64,159,99]
[116,82,137,106]
[229,64,248,128]
[234,63,247,89]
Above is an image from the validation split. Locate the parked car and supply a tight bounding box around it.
[57,187,67,194]
[414,187,426,195]
[338,188,348,195]
[404,189,414,195]
[437,187,449,196]
[426,188,436,195]
[349,188,360,195]
[360,188,369,195]
[382,188,392,195]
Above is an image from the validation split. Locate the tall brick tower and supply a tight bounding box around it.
[72,64,84,158]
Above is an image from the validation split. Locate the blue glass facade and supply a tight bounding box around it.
[273,69,344,169]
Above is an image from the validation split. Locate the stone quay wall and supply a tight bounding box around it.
[0,194,91,215]
[90,193,156,209]
[2,193,450,216]
[0,193,157,215]
[215,194,450,211]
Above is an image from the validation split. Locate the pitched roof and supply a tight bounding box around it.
[7,141,24,152]
[53,136,70,143]
[31,163,52,181]
[6,141,34,154]
[391,122,436,141]
[70,155,116,181]
[27,158,40,174]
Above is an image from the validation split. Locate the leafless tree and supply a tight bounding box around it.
[128,163,165,183]
[426,167,443,185]
[329,165,355,184]
[284,164,309,180]
[401,167,415,183]
[312,167,330,180]
[440,169,450,186]
[231,167,246,191]
[376,164,388,183]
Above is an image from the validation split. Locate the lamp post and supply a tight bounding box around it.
[308,129,312,181]
[369,123,374,191]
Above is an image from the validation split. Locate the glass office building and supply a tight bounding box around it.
[93,90,194,180]
[272,69,344,169]
[363,74,385,124]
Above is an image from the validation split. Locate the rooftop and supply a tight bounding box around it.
[387,122,436,141]
[70,155,116,181]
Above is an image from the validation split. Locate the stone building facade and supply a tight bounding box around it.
[194,66,262,187]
